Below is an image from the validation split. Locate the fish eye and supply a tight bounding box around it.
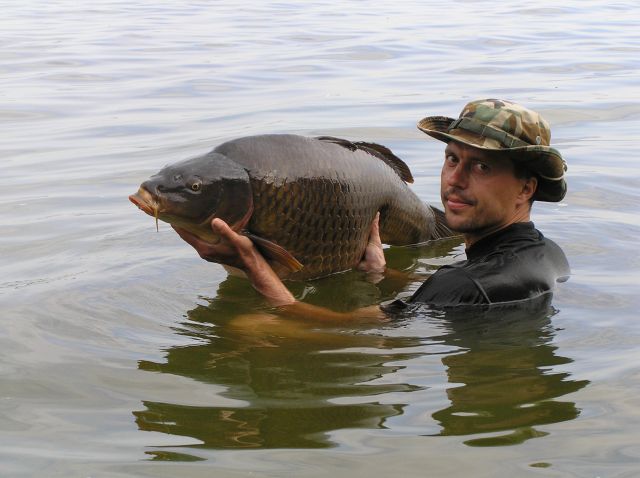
[190,181,202,192]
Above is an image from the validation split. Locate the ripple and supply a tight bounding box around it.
[2,0,640,475]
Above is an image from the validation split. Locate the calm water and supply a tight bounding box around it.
[2,1,640,476]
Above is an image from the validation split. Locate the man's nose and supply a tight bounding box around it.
[445,162,468,188]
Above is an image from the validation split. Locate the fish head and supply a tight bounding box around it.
[129,152,253,241]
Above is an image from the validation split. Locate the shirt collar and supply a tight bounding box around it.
[465,222,536,261]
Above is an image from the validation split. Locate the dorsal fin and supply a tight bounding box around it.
[316,136,414,183]
[354,141,414,183]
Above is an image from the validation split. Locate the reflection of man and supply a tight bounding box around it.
[431,304,589,446]
[135,284,415,450]
[175,99,570,319]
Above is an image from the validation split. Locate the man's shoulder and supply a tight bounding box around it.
[466,225,570,302]
[474,223,566,262]
[409,263,488,306]
[408,223,570,307]
[538,234,571,279]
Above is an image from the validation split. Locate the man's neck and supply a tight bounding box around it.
[463,215,531,248]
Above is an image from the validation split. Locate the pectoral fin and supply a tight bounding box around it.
[244,233,304,273]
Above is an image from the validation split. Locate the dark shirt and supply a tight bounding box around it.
[400,222,570,308]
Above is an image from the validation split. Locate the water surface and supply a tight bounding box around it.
[2,1,640,476]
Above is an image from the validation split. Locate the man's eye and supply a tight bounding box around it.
[474,162,490,173]
[445,154,457,164]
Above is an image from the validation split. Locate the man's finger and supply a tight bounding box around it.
[211,218,237,241]
[211,218,242,249]
[369,212,382,247]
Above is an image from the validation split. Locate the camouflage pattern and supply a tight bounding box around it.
[417,99,567,202]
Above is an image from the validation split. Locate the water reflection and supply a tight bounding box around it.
[135,257,587,454]
[135,275,425,450]
[430,300,590,446]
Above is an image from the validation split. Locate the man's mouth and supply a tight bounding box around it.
[443,191,474,211]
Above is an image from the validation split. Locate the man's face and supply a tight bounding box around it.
[440,141,534,244]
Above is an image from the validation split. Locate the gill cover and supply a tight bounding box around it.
[145,151,253,228]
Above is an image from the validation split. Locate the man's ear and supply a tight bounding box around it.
[519,176,538,204]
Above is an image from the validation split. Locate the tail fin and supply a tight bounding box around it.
[430,206,456,239]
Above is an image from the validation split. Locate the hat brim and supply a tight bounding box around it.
[418,115,567,202]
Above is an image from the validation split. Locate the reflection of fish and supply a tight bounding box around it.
[129,134,453,279]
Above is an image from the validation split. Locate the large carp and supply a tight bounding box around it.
[129,134,454,279]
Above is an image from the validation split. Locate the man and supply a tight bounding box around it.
[174,99,570,319]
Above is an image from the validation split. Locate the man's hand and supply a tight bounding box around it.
[357,212,386,276]
[172,220,255,271]
[173,219,295,307]
[174,216,388,321]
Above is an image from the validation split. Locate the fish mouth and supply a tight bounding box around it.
[129,187,156,214]
[129,187,161,230]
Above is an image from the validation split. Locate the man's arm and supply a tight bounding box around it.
[173,214,388,322]
[173,218,296,307]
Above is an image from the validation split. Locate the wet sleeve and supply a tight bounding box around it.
[408,266,489,306]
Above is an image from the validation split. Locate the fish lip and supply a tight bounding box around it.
[129,187,159,216]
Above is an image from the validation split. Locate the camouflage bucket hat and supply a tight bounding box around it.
[417,99,567,202]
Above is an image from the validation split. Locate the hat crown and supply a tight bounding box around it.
[458,99,551,148]
[416,98,567,202]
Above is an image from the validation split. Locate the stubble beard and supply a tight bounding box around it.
[441,189,485,235]
[444,206,501,237]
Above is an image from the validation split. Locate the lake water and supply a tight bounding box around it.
[2,1,639,476]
